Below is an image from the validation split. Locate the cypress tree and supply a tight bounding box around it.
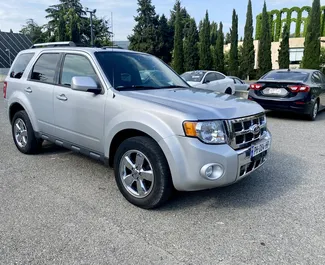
[229,9,239,76]
[128,0,159,56]
[215,22,225,73]
[278,24,290,69]
[183,18,199,71]
[157,14,173,64]
[57,14,66,41]
[302,0,321,69]
[258,2,272,77]
[199,10,212,70]
[210,22,218,46]
[241,0,255,80]
[172,1,184,73]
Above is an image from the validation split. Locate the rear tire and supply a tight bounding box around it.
[113,136,173,209]
[306,100,319,121]
[12,110,43,154]
[225,87,232,95]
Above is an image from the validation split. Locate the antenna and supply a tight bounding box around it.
[111,12,114,51]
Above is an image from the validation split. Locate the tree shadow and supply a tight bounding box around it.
[159,150,303,211]
[266,109,325,122]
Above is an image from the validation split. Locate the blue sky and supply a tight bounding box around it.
[0,0,321,40]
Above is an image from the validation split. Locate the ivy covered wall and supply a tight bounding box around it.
[255,6,325,41]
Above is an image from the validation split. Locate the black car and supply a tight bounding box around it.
[248,69,325,120]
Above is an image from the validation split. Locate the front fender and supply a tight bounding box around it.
[8,91,39,132]
[104,110,175,158]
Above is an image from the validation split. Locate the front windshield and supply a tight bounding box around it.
[95,51,189,90]
[181,71,206,82]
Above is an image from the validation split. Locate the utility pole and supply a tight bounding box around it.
[5,48,11,66]
[85,8,97,47]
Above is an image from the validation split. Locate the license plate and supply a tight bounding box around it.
[251,139,271,158]
[268,88,282,94]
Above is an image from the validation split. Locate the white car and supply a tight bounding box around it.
[181,70,236,95]
[228,76,250,91]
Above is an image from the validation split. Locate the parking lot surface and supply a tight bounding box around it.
[1,95,325,265]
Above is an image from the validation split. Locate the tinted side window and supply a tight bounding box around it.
[205,73,217,82]
[10,53,34,79]
[312,73,322,84]
[318,72,325,83]
[60,54,99,86]
[216,73,226,80]
[31,53,61,84]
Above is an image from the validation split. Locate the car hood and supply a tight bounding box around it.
[122,87,264,120]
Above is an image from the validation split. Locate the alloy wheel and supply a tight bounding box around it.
[14,118,28,148]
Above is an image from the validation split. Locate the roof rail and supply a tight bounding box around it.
[30,41,77,49]
[102,45,123,49]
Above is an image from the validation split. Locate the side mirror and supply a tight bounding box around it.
[71,76,101,94]
[204,79,210,84]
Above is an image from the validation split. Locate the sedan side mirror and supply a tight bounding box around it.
[204,80,210,84]
[71,76,101,94]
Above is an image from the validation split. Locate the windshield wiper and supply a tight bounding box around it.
[116,85,159,90]
[158,85,188,89]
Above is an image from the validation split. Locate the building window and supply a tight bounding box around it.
[289,48,304,64]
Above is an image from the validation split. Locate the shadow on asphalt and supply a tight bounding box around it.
[159,150,303,211]
[265,109,325,122]
[37,141,71,155]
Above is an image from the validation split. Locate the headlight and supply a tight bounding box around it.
[183,120,227,144]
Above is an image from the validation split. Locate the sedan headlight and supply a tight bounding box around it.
[183,120,227,144]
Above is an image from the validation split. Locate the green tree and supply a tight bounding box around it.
[157,14,173,63]
[210,22,218,46]
[199,11,212,69]
[302,0,321,69]
[241,0,255,79]
[57,13,67,41]
[225,32,231,44]
[171,1,184,73]
[258,2,272,77]
[215,22,225,73]
[278,24,290,69]
[183,18,199,71]
[229,9,239,76]
[128,0,159,55]
[19,19,46,43]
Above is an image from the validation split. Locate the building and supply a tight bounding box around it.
[224,37,325,70]
[0,31,33,68]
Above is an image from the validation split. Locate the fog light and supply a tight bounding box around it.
[200,163,225,180]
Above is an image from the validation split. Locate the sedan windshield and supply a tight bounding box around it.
[181,71,206,82]
[262,71,309,82]
[95,51,189,90]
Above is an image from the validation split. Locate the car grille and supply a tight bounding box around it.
[225,113,267,150]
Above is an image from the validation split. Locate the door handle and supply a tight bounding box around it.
[24,87,32,93]
[56,94,68,101]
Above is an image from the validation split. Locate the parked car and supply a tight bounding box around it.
[3,41,271,209]
[228,76,250,91]
[181,70,236,94]
[248,69,325,120]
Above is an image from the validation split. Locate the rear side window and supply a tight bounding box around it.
[312,73,322,84]
[30,53,61,84]
[10,53,34,79]
[262,71,309,82]
[205,73,217,82]
[216,73,225,80]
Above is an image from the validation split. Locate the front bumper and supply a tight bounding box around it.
[159,131,271,191]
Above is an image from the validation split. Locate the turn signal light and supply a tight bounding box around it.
[183,121,197,137]
[3,81,7,98]
[288,85,310,93]
[250,83,263,90]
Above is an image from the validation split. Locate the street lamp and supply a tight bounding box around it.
[85,7,97,47]
[5,48,11,66]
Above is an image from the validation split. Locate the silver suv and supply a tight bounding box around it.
[3,42,272,209]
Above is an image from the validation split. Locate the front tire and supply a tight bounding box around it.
[114,136,173,209]
[307,100,319,121]
[225,87,232,95]
[12,110,42,154]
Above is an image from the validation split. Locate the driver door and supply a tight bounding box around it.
[53,53,107,153]
[202,72,219,91]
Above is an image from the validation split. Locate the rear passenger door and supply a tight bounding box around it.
[25,52,61,134]
[53,52,106,153]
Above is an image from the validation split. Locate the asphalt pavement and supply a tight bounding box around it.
[1,94,325,264]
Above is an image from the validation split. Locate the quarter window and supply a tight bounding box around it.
[31,53,61,84]
[10,53,34,79]
[312,73,322,84]
[60,54,99,86]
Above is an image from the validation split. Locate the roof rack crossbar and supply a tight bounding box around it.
[30,41,76,49]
